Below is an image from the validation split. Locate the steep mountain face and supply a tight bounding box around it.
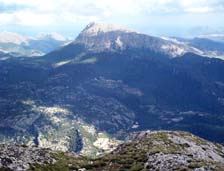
[1,131,224,171]
[0,32,70,57]
[0,23,224,156]
[68,22,200,57]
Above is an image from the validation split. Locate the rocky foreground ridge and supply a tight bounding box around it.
[1,131,224,171]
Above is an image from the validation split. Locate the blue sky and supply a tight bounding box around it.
[0,0,223,38]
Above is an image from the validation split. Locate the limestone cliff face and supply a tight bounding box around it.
[74,22,196,57]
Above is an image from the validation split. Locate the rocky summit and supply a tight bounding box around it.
[0,145,55,171]
[73,22,196,57]
[1,131,224,171]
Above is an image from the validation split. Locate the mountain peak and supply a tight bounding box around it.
[73,22,192,56]
[0,31,29,45]
[80,22,136,36]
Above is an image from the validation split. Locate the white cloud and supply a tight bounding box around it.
[0,13,15,25]
[0,0,223,27]
[185,7,214,13]
[0,11,54,26]
[16,10,54,26]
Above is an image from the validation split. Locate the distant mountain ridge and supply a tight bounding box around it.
[198,34,224,42]
[170,36,224,59]
[0,31,70,57]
